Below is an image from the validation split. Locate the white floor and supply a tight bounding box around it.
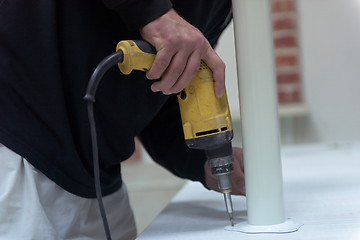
[121,159,186,235]
[137,141,360,240]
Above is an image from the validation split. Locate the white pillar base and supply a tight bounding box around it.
[224,219,303,234]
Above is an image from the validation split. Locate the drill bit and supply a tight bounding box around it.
[223,191,234,226]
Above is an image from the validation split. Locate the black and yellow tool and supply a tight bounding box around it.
[84,40,235,240]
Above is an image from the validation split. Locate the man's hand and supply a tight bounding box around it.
[204,147,246,196]
[140,9,225,97]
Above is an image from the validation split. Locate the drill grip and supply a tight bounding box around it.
[116,40,156,74]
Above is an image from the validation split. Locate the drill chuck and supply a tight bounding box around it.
[209,156,233,175]
[205,142,235,226]
[205,141,234,192]
[214,169,233,191]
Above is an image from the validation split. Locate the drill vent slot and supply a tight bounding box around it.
[199,61,209,70]
[195,127,228,137]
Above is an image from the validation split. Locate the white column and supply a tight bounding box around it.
[231,0,285,225]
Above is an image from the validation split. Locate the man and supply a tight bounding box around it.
[0,0,245,239]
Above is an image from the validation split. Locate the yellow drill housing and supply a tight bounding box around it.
[177,61,233,142]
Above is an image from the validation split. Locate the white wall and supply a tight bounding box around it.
[297,0,360,142]
[217,0,360,143]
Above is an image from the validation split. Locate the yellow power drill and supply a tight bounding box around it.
[116,40,235,225]
[84,40,235,239]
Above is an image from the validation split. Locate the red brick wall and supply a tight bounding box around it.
[272,0,302,104]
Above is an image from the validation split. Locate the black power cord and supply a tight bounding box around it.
[84,50,124,240]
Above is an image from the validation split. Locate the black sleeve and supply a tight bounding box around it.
[138,95,208,185]
[102,0,173,31]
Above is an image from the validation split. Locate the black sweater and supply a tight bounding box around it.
[0,0,231,198]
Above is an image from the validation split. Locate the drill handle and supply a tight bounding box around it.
[132,40,156,55]
[116,40,156,75]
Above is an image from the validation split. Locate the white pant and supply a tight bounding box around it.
[0,144,137,240]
